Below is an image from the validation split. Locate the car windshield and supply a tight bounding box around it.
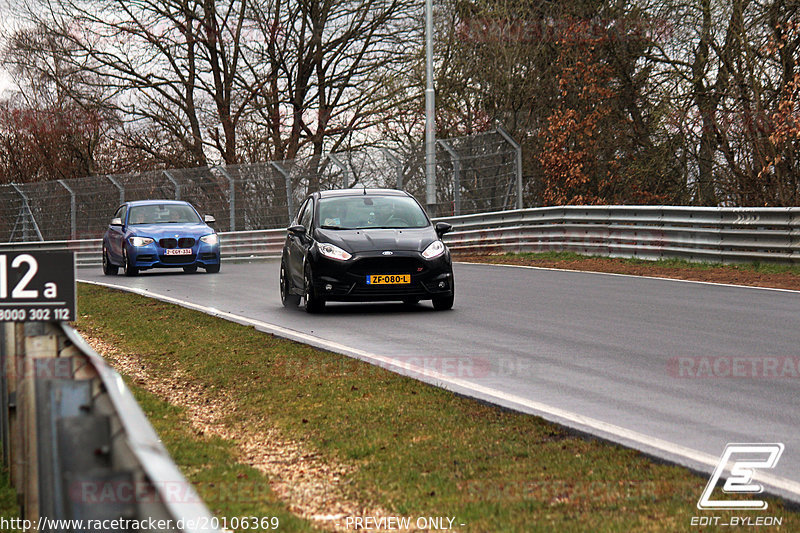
[128,204,201,225]
[317,195,429,230]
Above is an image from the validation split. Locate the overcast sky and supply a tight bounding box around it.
[0,0,17,96]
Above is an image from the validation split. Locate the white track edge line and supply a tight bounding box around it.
[79,278,800,499]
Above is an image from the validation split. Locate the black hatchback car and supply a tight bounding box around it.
[280,189,454,313]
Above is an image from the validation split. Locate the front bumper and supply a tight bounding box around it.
[128,241,220,270]
[309,250,453,302]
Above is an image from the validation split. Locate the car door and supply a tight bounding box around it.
[107,205,127,263]
[288,198,313,286]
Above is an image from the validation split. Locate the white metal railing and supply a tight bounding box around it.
[436,206,800,264]
[0,322,221,531]
[1,206,799,266]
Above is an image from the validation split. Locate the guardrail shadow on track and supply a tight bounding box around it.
[0,322,221,532]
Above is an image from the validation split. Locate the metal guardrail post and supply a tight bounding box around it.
[162,170,181,200]
[57,180,77,240]
[381,149,404,190]
[0,322,221,531]
[271,162,294,223]
[327,153,353,189]
[107,175,125,205]
[216,167,236,232]
[496,124,524,210]
[437,140,461,215]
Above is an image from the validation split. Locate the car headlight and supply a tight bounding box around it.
[128,236,154,247]
[422,240,445,259]
[200,233,219,245]
[317,242,352,261]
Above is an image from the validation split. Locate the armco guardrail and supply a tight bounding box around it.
[2,205,800,266]
[438,205,800,264]
[0,229,286,268]
[1,322,220,532]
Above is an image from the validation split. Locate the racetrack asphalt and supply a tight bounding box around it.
[78,259,800,504]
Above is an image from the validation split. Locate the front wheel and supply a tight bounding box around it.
[281,261,301,307]
[432,279,454,311]
[205,264,220,273]
[123,248,138,277]
[102,246,119,276]
[432,293,454,310]
[303,265,325,313]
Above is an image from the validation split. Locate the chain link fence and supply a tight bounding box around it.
[0,128,522,242]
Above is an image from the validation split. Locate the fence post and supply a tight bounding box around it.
[436,140,461,216]
[162,170,180,200]
[56,180,77,240]
[215,166,236,232]
[381,149,404,189]
[271,162,293,224]
[327,153,353,189]
[496,124,523,210]
[10,184,43,242]
[107,175,124,205]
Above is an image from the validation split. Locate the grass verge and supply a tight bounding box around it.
[126,382,315,531]
[0,466,19,525]
[76,282,800,532]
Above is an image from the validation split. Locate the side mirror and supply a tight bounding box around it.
[110,217,123,227]
[287,224,307,237]
[204,214,216,225]
[435,222,452,237]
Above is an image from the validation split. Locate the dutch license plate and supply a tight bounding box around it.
[367,274,410,285]
[164,248,192,255]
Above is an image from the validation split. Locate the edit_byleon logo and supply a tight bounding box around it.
[697,443,785,510]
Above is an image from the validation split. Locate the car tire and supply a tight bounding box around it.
[102,246,119,276]
[303,264,325,314]
[183,265,198,273]
[432,279,454,311]
[205,264,220,273]
[432,293,454,311]
[281,261,301,307]
[122,248,139,277]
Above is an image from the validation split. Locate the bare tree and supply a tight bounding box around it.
[6,0,418,172]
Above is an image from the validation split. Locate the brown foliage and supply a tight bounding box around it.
[0,102,101,183]
[538,22,667,206]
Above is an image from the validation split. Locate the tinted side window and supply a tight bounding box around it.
[114,205,127,223]
[300,199,314,231]
[295,200,309,225]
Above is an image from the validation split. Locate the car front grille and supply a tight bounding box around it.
[159,237,196,249]
[349,257,425,276]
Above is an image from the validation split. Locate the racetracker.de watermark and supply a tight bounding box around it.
[668,356,800,379]
[69,480,271,504]
[274,355,537,380]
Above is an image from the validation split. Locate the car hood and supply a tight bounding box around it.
[129,223,212,239]
[315,227,437,253]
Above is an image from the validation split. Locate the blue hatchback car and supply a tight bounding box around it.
[102,200,221,276]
